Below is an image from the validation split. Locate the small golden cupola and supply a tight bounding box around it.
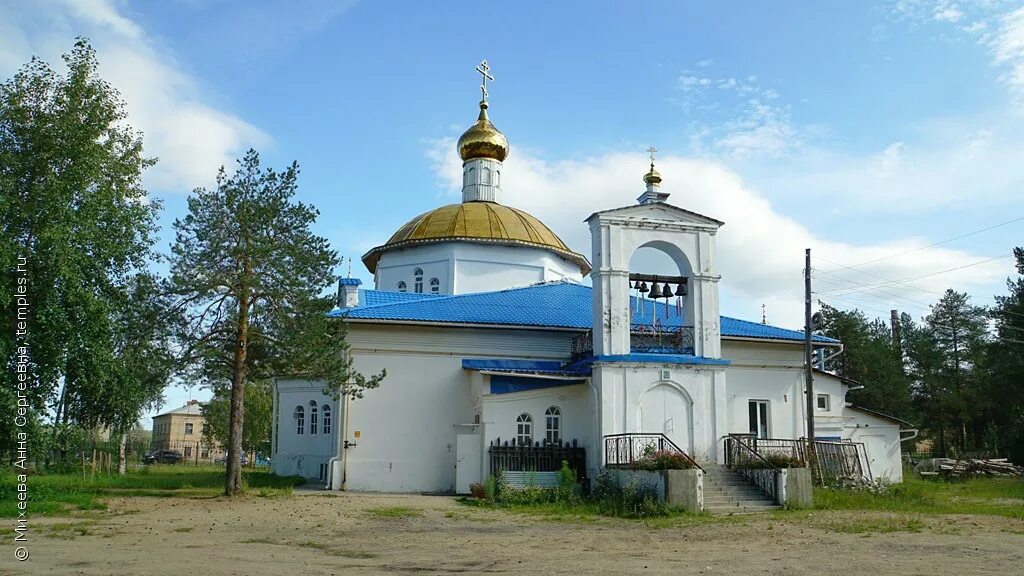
[458,60,508,203]
[457,101,509,163]
[637,145,670,205]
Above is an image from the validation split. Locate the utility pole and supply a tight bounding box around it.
[890,309,901,351]
[804,249,816,467]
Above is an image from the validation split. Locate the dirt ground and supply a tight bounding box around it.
[4,490,1024,576]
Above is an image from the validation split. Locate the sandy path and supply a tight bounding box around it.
[3,491,1023,575]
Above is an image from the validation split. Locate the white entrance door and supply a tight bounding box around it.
[640,384,691,453]
[862,435,888,481]
[455,433,482,495]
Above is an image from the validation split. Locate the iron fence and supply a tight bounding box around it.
[488,438,587,485]
[603,433,702,471]
[570,327,696,361]
[724,434,870,486]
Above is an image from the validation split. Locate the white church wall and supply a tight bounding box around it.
[374,242,582,295]
[327,323,576,493]
[593,362,727,465]
[342,351,474,493]
[726,367,805,440]
[272,379,338,481]
[482,383,592,448]
[811,373,848,440]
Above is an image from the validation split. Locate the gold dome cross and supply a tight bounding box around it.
[476,59,494,101]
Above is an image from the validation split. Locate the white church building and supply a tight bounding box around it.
[271,65,914,493]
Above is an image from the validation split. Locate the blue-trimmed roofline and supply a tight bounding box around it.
[332,281,839,345]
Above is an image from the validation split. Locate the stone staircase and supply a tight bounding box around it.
[701,461,781,514]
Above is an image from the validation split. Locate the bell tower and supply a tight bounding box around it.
[585,161,724,358]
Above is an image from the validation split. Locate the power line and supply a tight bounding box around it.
[823,215,1024,271]
[816,254,1013,299]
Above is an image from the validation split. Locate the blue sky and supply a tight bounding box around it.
[3,1,1023,420]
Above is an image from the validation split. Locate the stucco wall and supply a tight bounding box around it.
[272,380,338,481]
[374,242,583,296]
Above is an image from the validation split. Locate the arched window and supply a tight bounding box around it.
[545,406,561,444]
[397,281,407,292]
[516,413,533,446]
[322,404,332,435]
[430,278,440,294]
[495,170,500,186]
[481,167,491,185]
[294,406,304,435]
[309,400,318,435]
[414,268,424,293]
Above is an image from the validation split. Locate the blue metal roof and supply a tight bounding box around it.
[331,282,838,344]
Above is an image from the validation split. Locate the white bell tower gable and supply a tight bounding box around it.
[585,202,724,359]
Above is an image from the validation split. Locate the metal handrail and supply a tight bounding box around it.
[603,433,704,472]
[724,433,780,471]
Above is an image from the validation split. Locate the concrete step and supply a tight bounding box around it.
[704,489,768,500]
[704,494,774,502]
[705,505,782,515]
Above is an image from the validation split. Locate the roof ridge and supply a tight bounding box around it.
[331,281,579,315]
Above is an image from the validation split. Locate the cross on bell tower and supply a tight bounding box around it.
[638,145,669,205]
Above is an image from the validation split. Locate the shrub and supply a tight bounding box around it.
[555,460,581,504]
[469,482,486,499]
[590,469,668,517]
[631,450,695,471]
[482,474,497,500]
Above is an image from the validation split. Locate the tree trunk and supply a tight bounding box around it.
[118,433,128,475]
[225,281,251,496]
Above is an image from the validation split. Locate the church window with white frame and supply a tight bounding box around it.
[294,405,304,435]
[545,406,561,444]
[516,413,533,446]
[430,277,440,293]
[397,281,407,292]
[414,268,424,293]
[322,404,332,435]
[309,400,318,435]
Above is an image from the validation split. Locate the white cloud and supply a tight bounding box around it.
[426,143,1007,327]
[0,0,270,191]
[676,70,800,159]
[934,3,964,23]
[990,7,1024,105]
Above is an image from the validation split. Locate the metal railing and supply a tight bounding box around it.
[724,434,870,486]
[488,437,587,485]
[603,433,703,472]
[570,327,696,361]
[723,434,779,501]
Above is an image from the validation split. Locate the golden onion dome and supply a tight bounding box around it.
[643,165,662,185]
[362,202,590,275]
[457,101,509,162]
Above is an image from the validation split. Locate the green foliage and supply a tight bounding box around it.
[0,465,304,518]
[482,473,496,500]
[630,450,696,471]
[817,303,913,420]
[590,469,669,518]
[814,475,1023,518]
[167,149,383,493]
[0,39,161,456]
[201,378,273,456]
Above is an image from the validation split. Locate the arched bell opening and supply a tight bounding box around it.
[626,241,696,355]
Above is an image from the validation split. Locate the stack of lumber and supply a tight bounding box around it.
[925,458,1024,478]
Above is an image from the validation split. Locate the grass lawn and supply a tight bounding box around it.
[812,475,1024,518]
[0,465,305,518]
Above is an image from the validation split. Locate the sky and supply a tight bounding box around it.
[3,0,1023,422]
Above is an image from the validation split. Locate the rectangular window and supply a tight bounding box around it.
[748,400,770,439]
[184,422,194,435]
[816,394,830,411]
[184,446,192,459]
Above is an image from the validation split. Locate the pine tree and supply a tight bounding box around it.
[168,149,382,495]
